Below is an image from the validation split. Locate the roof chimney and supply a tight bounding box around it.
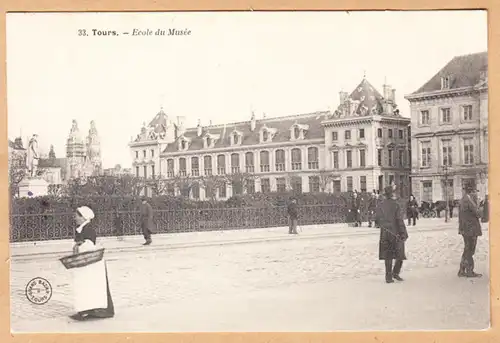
[250,111,256,131]
[197,119,202,136]
[391,89,396,102]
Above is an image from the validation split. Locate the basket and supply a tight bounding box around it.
[59,248,105,270]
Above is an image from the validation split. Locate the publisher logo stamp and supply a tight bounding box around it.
[25,277,52,305]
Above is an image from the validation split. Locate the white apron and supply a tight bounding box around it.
[71,239,108,313]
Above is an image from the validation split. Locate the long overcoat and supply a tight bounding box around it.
[139,202,155,233]
[458,195,482,237]
[375,198,408,260]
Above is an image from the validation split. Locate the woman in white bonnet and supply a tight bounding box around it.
[70,206,115,321]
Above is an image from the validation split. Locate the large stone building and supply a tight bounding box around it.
[129,77,411,200]
[38,119,103,185]
[404,51,488,203]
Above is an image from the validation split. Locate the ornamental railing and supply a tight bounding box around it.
[10,204,351,243]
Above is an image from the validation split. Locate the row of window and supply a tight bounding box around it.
[165,147,320,177]
[420,177,477,202]
[420,105,473,125]
[331,127,406,142]
[420,138,474,168]
[135,149,155,159]
[331,148,407,169]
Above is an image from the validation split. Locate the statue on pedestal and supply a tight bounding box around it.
[26,134,40,178]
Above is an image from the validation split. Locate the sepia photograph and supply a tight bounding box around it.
[7,10,489,333]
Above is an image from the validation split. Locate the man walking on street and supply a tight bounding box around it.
[368,190,377,228]
[375,186,408,284]
[139,197,154,245]
[350,191,362,227]
[287,197,299,235]
[458,185,483,278]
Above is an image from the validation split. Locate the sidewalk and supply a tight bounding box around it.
[10,218,462,259]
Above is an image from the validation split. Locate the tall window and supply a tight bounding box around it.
[442,140,452,166]
[167,159,174,177]
[192,183,200,199]
[388,129,393,138]
[233,132,239,145]
[346,150,352,168]
[463,105,473,121]
[360,176,367,192]
[231,153,240,173]
[422,181,433,202]
[294,127,300,139]
[399,129,404,139]
[276,177,286,192]
[143,165,147,178]
[179,158,187,176]
[246,179,255,194]
[309,176,320,193]
[421,110,430,125]
[421,142,431,167]
[151,165,155,178]
[398,150,405,167]
[151,149,155,157]
[275,149,285,171]
[359,149,366,167]
[260,151,270,172]
[307,147,319,169]
[345,130,351,140]
[261,178,270,193]
[218,183,226,198]
[388,149,394,167]
[262,130,269,142]
[217,154,226,175]
[333,151,339,169]
[291,177,302,193]
[204,156,212,176]
[291,148,302,170]
[135,166,139,177]
[135,151,139,158]
[464,138,474,165]
[441,108,451,123]
[245,152,254,173]
[377,128,383,138]
[359,129,365,139]
[333,180,341,193]
[332,131,338,141]
[143,150,147,158]
[377,149,383,166]
[441,76,450,89]
[191,157,199,176]
[346,176,353,192]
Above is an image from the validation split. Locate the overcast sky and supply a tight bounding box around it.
[7,10,487,168]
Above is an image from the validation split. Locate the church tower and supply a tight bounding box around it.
[66,119,86,179]
[85,120,102,175]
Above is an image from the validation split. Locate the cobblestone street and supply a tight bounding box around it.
[10,224,490,332]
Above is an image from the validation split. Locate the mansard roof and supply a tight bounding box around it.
[162,111,328,153]
[411,51,488,94]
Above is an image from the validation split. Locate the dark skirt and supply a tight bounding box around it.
[379,230,406,260]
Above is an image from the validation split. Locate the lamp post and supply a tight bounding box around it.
[441,164,449,223]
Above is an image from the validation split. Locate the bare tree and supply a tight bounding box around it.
[199,174,227,200]
[225,171,258,195]
[317,169,341,193]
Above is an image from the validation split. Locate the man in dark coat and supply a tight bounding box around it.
[368,191,378,228]
[139,197,154,245]
[350,191,362,227]
[458,185,483,277]
[287,197,299,234]
[481,194,489,223]
[375,186,408,283]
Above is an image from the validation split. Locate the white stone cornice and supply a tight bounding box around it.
[404,86,482,102]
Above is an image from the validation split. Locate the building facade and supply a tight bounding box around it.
[404,51,488,203]
[129,78,411,200]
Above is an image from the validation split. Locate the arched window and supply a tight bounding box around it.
[191,157,199,176]
[203,156,212,176]
[167,159,174,177]
[217,154,226,175]
[275,149,285,171]
[233,132,239,145]
[260,151,270,172]
[245,152,254,173]
[291,148,302,170]
[294,126,301,139]
[307,147,319,169]
[262,130,269,142]
[231,153,240,173]
[179,158,187,176]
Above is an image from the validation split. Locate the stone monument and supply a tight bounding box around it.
[18,133,48,197]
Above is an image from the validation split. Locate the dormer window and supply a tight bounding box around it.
[290,123,309,141]
[441,76,450,89]
[263,130,269,142]
[231,130,243,146]
[178,136,191,151]
[260,125,277,143]
[203,132,220,149]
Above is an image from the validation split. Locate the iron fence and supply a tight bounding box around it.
[10,204,353,243]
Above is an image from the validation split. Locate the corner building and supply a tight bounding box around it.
[129,77,411,200]
[404,52,488,203]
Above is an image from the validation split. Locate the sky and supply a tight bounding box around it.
[6,10,488,169]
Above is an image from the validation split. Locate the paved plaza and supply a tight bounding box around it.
[10,219,490,332]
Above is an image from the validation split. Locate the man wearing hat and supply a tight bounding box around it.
[139,197,155,245]
[287,197,299,234]
[375,185,408,283]
[458,184,483,277]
